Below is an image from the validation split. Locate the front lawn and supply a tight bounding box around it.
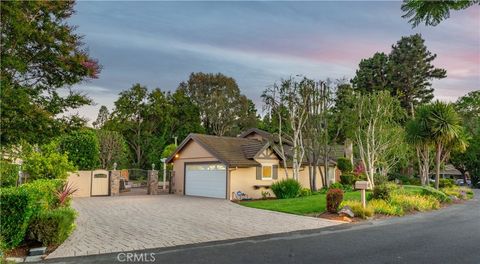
[240,191,362,215]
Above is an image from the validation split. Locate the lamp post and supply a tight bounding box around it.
[160,158,167,191]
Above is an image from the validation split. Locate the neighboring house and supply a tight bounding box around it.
[166,128,340,200]
[430,164,467,180]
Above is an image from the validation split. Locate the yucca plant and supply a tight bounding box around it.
[56,181,78,206]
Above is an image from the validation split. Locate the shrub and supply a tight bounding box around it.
[59,129,100,170]
[441,186,474,200]
[326,188,344,213]
[390,193,440,212]
[371,183,398,201]
[0,187,33,249]
[21,179,64,213]
[337,158,353,173]
[340,200,374,219]
[23,141,75,180]
[369,199,404,216]
[340,173,355,185]
[28,207,76,246]
[390,174,421,186]
[439,178,455,188]
[0,161,19,187]
[420,186,451,202]
[329,182,343,190]
[271,179,302,199]
[374,173,388,185]
[299,188,312,197]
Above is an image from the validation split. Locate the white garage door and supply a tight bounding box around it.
[185,163,226,199]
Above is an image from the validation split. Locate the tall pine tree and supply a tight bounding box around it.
[351,34,446,116]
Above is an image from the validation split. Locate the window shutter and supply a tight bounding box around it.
[256,166,262,180]
[272,165,278,179]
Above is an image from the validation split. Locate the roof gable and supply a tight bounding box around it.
[167,133,268,167]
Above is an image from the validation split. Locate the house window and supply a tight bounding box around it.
[262,166,272,179]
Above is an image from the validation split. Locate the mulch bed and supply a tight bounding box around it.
[4,240,57,259]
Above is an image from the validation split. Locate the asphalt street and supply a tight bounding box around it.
[44,190,480,264]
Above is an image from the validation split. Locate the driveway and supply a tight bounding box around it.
[46,190,480,264]
[48,195,340,258]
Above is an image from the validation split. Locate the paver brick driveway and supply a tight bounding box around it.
[48,195,341,258]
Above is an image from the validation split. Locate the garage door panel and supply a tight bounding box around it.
[185,164,226,199]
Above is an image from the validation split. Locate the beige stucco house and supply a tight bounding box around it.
[167,129,340,200]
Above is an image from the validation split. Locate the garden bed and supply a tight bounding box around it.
[239,184,474,221]
[239,191,363,215]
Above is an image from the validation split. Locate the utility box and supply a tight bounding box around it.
[355,181,370,190]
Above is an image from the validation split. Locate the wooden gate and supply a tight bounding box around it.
[91,170,110,196]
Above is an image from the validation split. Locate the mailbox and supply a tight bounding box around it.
[355,181,370,190]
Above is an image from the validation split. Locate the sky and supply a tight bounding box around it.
[67,1,480,124]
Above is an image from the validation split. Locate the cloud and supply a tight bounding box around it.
[67,1,479,123]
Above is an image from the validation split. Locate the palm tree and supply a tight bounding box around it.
[427,101,464,189]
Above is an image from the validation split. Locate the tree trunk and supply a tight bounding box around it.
[461,170,467,187]
[435,144,442,190]
[344,139,353,165]
[312,165,317,191]
[423,148,430,187]
[308,164,313,191]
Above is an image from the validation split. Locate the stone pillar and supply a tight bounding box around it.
[110,170,120,196]
[147,170,159,195]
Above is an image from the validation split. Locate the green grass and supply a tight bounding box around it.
[401,185,425,195]
[239,191,362,215]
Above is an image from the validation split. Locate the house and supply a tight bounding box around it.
[166,128,340,200]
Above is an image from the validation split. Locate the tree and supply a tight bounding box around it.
[107,84,151,168]
[351,53,390,94]
[406,106,433,186]
[333,83,356,164]
[454,90,480,134]
[303,79,343,189]
[451,91,480,187]
[1,1,100,146]
[402,0,479,27]
[351,91,405,188]
[427,101,466,189]
[178,72,257,136]
[96,130,129,170]
[93,106,110,129]
[389,34,447,115]
[263,77,312,180]
[234,97,260,135]
[351,34,446,116]
[165,89,204,143]
[452,133,480,187]
[59,129,100,170]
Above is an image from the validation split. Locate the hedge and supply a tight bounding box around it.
[21,179,64,212]
[28,207,76,246]
[0,179,66,249]
[0,187,33,249]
